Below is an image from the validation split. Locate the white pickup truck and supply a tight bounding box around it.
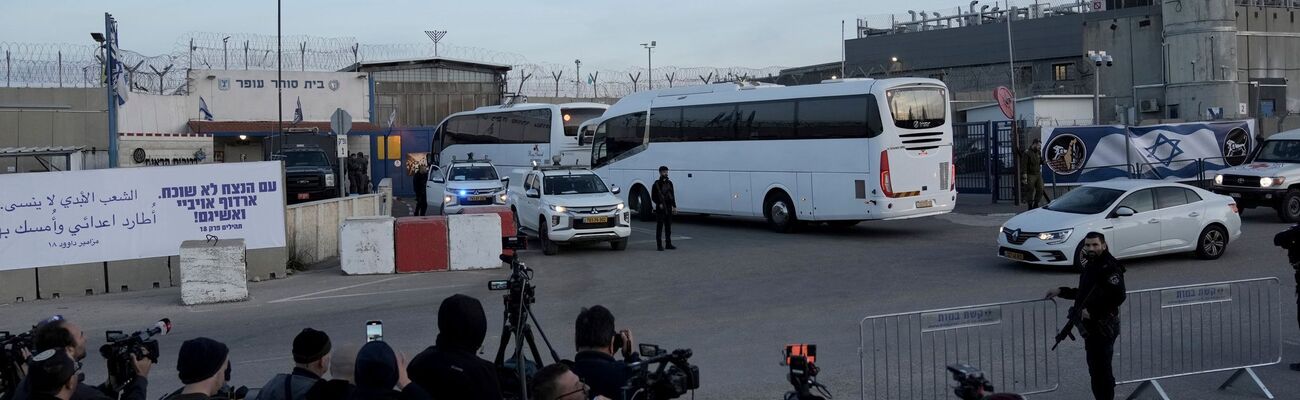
[426,160,510,215]
[1211,128,1300,221]
[508,166,631,255]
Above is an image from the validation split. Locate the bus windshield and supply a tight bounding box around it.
[544,174,608,195]
[562,108,606,136]
[887,88,947,129]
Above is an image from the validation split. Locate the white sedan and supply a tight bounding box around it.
[997,180,1242,267]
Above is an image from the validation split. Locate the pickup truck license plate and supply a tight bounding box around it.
[469,195,489,202]
[583,216,608,224]
[1003,250,1025,261]
[297,193,310,200]
[916,199,934,208]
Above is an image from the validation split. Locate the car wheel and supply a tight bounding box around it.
[610,238,628,251]
[1070,241,1086,271]
[1278,189,1300,222]
[633,188,655,222]
[541,217,559,256]
[1194,225,1229,260]
[765,193,798,233]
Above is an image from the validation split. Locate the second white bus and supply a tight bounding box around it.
[430,102,608,173]
[585,78,955,232]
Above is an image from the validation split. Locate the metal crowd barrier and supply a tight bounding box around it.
[858,299,1061,400]
[1117,278,1283,400]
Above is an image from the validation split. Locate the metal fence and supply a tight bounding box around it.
[859,299,1061,400]
[1116,278,1283,399]
[954,120,1018,201]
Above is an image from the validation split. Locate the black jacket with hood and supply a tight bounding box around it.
[346,342,428,400]
[406,295,502,400]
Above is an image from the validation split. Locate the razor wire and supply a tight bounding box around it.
[1,32,786,99]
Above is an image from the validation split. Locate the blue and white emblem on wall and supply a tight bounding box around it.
[218,79,230,91]
[328,80,340,91]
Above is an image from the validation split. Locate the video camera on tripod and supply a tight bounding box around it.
[490,235,561,400]
[0,330,35,400]
[622,344,700,400]
[946,363,1024,400]
[99,318,172,392]
[782,344,830,400]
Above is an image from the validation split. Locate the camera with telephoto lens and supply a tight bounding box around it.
[98,319,172,392]
[622,344,700,400]
[0,330,35,399]
[946,363,1025,400]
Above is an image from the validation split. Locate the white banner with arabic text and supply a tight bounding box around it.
[0,162,286,271]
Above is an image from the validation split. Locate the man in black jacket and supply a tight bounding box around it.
[1046,232,1126,400]
[21,350,79,400]
[407,294,501,400]
[570,306,638,400]
[1273,224,1300,372]
[651,166,677,251]
[12,317,150,400]
[254,328,331,400]
[412,165,429,216]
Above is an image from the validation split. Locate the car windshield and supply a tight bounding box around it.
[1253,140,1300,163]
[544,174,608,195]
[283,151,329,167]
[448,166,498,181]
[1044,186,1125,214]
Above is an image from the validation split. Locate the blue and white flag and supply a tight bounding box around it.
[293,97,303,124]
[198,97,214,121]
[386,108,397,128]
[1041,120,1255,184]
[107,31,128,106]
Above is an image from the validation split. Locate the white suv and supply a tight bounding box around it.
[426,160,510,215]
[1212,128,1300,221]
[509,166,631,255]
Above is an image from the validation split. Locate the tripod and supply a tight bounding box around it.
[492,254,561,399]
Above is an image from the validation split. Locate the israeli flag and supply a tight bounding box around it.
[386,108,397,128]
[293,97,303,124]
[199,97,214,121]
[107,36,128,106]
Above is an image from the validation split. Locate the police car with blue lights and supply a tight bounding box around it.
[426,156,511,215]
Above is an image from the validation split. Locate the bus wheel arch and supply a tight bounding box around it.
[630,183,655,222]
[763,188,798,233]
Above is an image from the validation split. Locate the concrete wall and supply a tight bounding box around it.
[964,97,1097,127]
[117,92,190,134]
[0,87,109,174]
[118,134,214,167]
[1163,0,1241,121]
[285,193,383,265]
[1236,5,1300,115]
[1083,6,1167,122]
[188,69,370,122]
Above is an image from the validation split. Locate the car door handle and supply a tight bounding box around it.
[1147,219,1160,224]
[1188,212,1199,217]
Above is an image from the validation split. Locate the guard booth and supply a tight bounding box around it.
[368,127,435,197]
[0,146,88,174]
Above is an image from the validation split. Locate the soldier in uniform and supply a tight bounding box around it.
[1021,138,1050,209]
[1273,224,1300,371]
[1046,232,1126,400]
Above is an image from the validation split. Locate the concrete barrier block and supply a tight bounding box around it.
[167,256,180,286]
[247,247,288,281]
[107,257,172,292]
[448,213,503,271]
[340,216,395,275]
[0,269,37,304]
[36,263,105,299]
[318,200,340,259]
[395,216,449,273]
[179,239,249,305]
[292,205,320,262]
[462,206,516,256]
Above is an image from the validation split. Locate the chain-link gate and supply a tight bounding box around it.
[954,121,1017,201]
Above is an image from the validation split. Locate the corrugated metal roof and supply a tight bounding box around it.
[0,146,86,156]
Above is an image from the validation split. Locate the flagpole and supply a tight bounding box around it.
[277,0,283,154]
[106,13,119,168]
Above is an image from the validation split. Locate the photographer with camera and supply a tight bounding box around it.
[532,363,610,400]
[571,306,638,400]
[407,294,502,400]
[1273,224,1300,372]
[163,338,230,400]
[20,350,79,400]
[11,316,151,400]
[254,329,332,400]
[1,331,34,400]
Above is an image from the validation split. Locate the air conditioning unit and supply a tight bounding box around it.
[1140,99,1161,112]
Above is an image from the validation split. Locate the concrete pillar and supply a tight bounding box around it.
[246,247,288,281]
[36,263,106,299]
[340,216,395,275]
[107,257,172,292]
[1163,0,1241,120]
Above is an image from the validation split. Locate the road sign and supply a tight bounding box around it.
[994,86,1015,119]
[330,108,352,136]
[336,135,348,158]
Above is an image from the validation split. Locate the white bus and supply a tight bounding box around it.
[430,102,608,173]
[585,78,955,232]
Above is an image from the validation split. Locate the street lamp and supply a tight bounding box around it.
[1087,50,1114,125]
[575,59,582,98]
[641,41,656,90]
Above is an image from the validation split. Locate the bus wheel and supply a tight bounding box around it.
[633,187,655,222]
[765,192,798,233]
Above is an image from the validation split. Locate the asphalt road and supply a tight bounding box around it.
[2,204,1297,400]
